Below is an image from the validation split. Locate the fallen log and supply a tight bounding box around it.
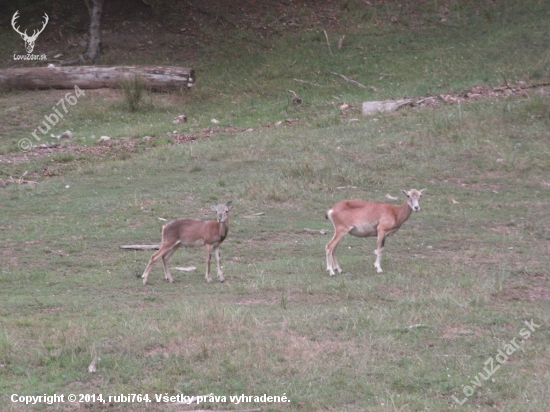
[362,99,413,116]
[361,82,550,116]
[0,65,195,91]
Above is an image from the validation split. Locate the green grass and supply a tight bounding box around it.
[1,0,550,411]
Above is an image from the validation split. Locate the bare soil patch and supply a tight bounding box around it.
[497,272,550,302]
[233,290,341,307]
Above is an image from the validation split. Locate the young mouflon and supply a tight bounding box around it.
[141,201,233,285]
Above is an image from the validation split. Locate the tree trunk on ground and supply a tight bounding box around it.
[0,66,196,91]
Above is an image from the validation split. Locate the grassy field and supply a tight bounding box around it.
[1,0,550,411]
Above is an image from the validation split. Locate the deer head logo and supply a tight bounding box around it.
[11,11,49,54]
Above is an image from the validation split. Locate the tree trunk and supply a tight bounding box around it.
[84,0,104,62]
[0,66,195,91]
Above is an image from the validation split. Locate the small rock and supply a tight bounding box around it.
[38,143,58,149]
[97,136,111,143]
[362,99,413,116]
[172,114,187,124]
[88,356,100,373]
[211,119,219,124]
[51,130,72,139]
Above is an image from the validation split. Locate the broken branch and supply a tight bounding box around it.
[119,244,160,250]
[323,30,332,55]
[327,70,367,88]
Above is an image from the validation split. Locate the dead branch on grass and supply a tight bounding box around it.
[241,212,265,219]
[337,35,345,50]
[500,72,510,89]
[335,185,370,190]
[1,172,38,187]
[385,194,400,201]
[323,30,332,55]
[119,244,160,250]
[171,266,197,272]
[327,70,367,89]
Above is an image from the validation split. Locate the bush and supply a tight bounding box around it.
[121,75,145,112]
